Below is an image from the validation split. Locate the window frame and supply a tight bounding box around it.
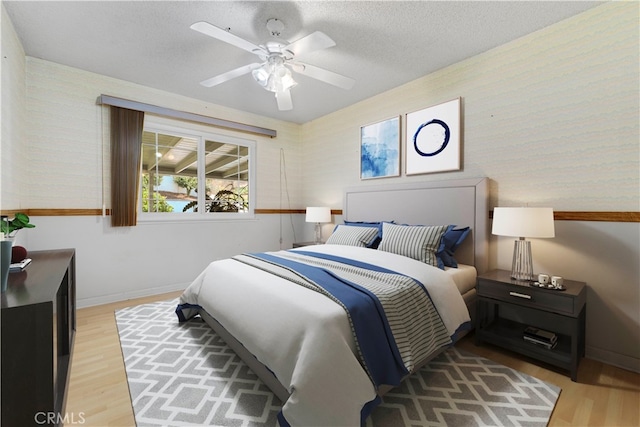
[137,116,256,223]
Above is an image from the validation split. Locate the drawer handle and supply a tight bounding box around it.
[509,291,532,300]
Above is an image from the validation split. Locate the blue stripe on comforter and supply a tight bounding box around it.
[293,249,454,338]
[252,252,409,388]
[293,249,435,297]
[292,250,467,342]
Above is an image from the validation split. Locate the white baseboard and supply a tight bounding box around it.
[76,282,189,309]
[586,345,640,374]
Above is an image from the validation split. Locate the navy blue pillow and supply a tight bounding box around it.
[436,226,471,268]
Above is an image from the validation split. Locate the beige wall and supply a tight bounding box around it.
[300,1,640,372]
[300,2,639,210]
[1,5,27,209]
[24,58,303,210]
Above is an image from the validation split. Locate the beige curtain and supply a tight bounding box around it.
[110,106,144,227]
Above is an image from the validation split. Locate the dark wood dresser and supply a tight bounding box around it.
[1,249,76,426]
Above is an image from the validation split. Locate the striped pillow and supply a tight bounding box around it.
[342,221,387,248]
[378,222,449,266]
[326,225,379,247]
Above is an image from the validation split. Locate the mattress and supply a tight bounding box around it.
[445,263,478,295]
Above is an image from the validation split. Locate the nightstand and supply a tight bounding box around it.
[475,269,586,381]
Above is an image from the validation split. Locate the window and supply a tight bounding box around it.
[139,119,255,221]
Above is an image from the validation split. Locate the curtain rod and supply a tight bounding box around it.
[97,95,277,138]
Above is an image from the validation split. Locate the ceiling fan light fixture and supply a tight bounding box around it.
[251,65,271,87]
[252,62,296,93]
[272,66,297,92]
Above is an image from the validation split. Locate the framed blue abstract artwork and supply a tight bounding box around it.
[406,98,461,175]
[360,116,400,180]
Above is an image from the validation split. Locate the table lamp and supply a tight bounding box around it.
[492,207,555,281]
[305,207,331,244]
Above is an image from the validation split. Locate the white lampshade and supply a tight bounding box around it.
[305,207,331,223]
[492,207,555,281]
[492,207,555,238]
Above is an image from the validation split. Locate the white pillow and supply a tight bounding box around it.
[325,225,379,247]
[378,222,449,266]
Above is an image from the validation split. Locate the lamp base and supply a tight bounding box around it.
[511,239,534,281]
[314,222,323,245]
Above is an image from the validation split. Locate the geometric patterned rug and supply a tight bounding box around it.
[116,299,561,427]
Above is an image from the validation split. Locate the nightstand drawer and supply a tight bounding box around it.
[477,280,576,316]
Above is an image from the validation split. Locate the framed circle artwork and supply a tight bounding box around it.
[406,98,461,175]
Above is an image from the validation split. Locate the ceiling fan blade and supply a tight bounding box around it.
[191,21,266,56]
[200,63,262,87]
[275,89,293,111]
[283,31,335,57]
[292,62,355,90]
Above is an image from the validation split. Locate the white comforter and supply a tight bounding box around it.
[179,244,470,426]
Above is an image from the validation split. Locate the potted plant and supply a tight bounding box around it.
[182,186,249,213]
[1,213,35,240]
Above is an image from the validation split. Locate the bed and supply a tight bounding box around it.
[177,177,489,426]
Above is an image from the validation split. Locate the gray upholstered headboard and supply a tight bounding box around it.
[343,177,489,273]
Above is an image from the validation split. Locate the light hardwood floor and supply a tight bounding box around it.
[65,292,640,427]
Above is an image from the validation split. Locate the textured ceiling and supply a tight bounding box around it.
[4,1,603,124]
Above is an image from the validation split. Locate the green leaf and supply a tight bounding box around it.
[13,213,30,226]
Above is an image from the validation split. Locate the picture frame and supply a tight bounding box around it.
[405,98,461,175]
[360,115,401,180]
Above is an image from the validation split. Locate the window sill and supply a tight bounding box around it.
[137,212,256,224]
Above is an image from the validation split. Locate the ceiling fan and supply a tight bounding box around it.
[190,18,355,111]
